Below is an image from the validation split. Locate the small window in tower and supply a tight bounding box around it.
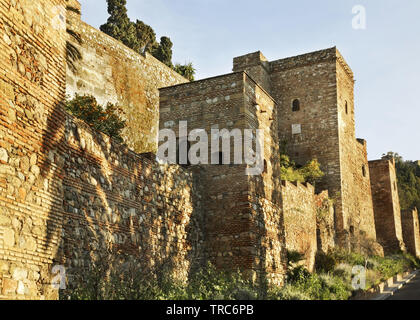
[292,99,300,112]
[263,160,268,174]
[345,101,349,114]
[362,165,366,177]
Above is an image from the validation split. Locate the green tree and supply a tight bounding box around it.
[100,0,139,52]
[174,62,196,81]
[135,20,157,52]
[382,152,420,211]
[100,0,195,79]
[152,36,174,68]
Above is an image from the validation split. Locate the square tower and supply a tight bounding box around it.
[234,48,379,251]
[159,72,286,285]
[369,158,406,254]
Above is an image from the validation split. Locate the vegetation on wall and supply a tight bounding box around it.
[100,0,195,81]
[280,154,324,185]
[62,250,419,300]
[65,94,126,143]
[382,152,420,211]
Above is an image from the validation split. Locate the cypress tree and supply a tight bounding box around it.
[152,36,173,68]
[100,0,139,52]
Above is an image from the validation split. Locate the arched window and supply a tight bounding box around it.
[292,99,300,112]
[362,165,366,177]
[345,101,349,114]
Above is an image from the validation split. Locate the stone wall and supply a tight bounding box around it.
[369,159,406,254]
[233,48,380,253]
[401,208,420,258]
[65,11,188,154]
[159,71,286,285]
[280,181,317,272]
[0,0,67,299]
[0,0,202,300]
[315,191,335,254]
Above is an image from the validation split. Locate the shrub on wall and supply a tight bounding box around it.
[280,154,324,185]
[65,94,126,143]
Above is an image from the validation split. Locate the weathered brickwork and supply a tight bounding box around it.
[280,181,317,272]
[315,191,335,254]
[233,48,380,253]
[369,159,406,254]
[0,0,410,300]
[401,208,420,258]
[0,0,202,300]
[159,72,286,285]
[0,0,68,299]
[65,10,188,154]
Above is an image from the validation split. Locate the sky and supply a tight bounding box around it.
[78,0,420,161]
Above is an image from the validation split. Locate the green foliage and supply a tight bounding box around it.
[152,36,174,68]
[174,62,196,81]
[64,251,419,301]
[315,251,337,273]
[64,261,261,301]
[134,19,157,50]
[382,152,420,211]
[287,250,305,266]
[280,154,324,185]
[100,0,140,52]
[65,94,126,143]
[100,0,196,80]
[276,264,352,300]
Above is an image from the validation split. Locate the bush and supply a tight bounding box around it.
[315,251,337,273]
[63,251,420,300]
[65,94,126,143]
[280,155,324,185]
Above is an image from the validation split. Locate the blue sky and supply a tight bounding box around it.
[79,0,420,161]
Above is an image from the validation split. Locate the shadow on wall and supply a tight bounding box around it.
[39,101,204,299]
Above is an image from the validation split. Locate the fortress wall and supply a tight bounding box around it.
[336,49,378,251]
[280,181,317,272]
[245,74,285,285]
[0,0,202,299]
[315,191,335,254]
[401,208,420,258]
[369,159,405,254]
[268,48,343,232]
[59,114,204,294]
[159,72,287,285]
[0,0,67,299]
[159,72,253,276]
[65,14,188,154]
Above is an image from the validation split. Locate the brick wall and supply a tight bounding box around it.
[0,0,203,299]
[159,71,286,285]
[369,159,406,254]
[401,208,420,258]
[65,11,188,154]
[0,0,67,299]
[234,48,380,253]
